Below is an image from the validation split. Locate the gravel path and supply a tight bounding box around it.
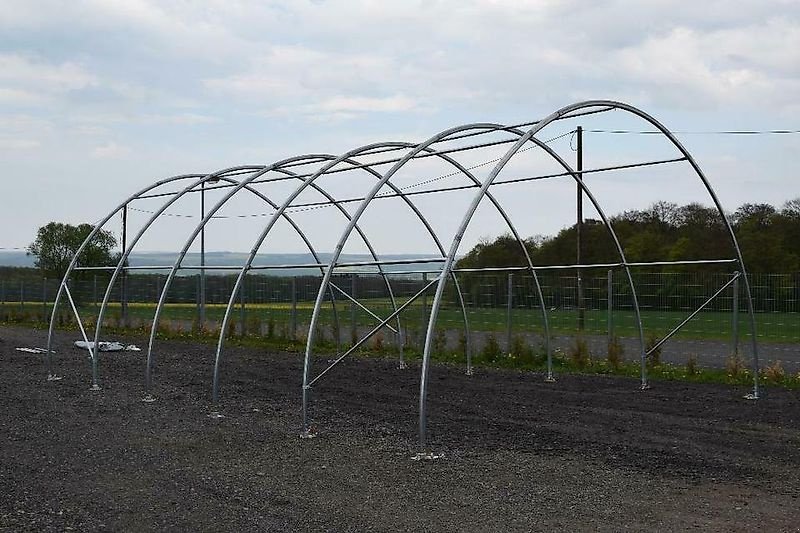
[1,325,799,532]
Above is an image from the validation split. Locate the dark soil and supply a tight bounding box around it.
[1,325,799,532]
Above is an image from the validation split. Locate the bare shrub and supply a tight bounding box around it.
[764,360,785,383]
[645,333,662,367]
[726,353,746,379]
[569,336,590,368]
[607,335,624,369]
[686,354,698,376]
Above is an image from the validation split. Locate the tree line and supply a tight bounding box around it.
[456,199,800,273]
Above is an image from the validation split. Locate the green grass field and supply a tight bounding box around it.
[3,299,798,344]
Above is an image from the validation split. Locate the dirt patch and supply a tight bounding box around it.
[1,325,799,532]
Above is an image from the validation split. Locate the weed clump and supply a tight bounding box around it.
[432,329,447,357]
[726,353,746,379]
[569,336,590,368]
[686,354,698,376]
[373,332,385,353]
[763,360,785,383]
[480,333,503,364]
[607,335,624,369]
[645,333,662,368]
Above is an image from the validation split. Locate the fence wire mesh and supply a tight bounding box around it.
[2,270,798,367]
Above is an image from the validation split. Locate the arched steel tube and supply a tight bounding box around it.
[499,125,645,383]
[599,101,760,398]
[301,123,511,433]
[87,166,266,388]
[213,142,465,410]
[43,173,207,378]
[212,144,480,400]
[140,155,354,395]
[144,172,342,396]
[210,159,410,403]
[302,120,643,439]
[43,171,243,384]
[417,100,759,449]
[48,166,256,388]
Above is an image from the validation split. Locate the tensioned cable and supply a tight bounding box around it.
[589,129,800,135]
[134,106,616,201]
[126,129,576,220]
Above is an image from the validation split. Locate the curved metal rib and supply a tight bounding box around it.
[89,164,280,389]
[144,172,340,395]
[209,159,408,403]
[417,99,758,448]
[603,102,760,398]
[43,173,211,382]
[300,123,508,433]
[43,173,205,376]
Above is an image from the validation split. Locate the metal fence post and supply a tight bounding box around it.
[195,273,201,328]
[421,272,428,350]
[93,274,98,312]
[350,273,357,345]
[506,272,513,354]
[121,273,128,327]
[239,275,246,337]
[20,280,24,311]
[607,269,613,345]
[732,272,740,356]
[291,276,298,340]
[42,277,47,320]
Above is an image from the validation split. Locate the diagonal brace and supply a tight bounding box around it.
[330,281,398,334]
[308,276,440,387]
[646,271,740,356]
[63,283,94,361]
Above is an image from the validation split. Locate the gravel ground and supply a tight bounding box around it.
[1,325,799,532]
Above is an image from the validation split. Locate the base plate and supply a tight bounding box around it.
[411,451,445,461]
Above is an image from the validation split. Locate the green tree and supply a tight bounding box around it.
[27,222,119,279]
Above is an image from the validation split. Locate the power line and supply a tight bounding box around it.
[588,129,800,135]
[125,129,575,220]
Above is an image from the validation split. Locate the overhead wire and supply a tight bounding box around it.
[125,128,577,220]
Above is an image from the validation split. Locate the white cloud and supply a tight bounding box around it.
[91,141,131,159]
[0,53,96,93]
[0,138,40,150]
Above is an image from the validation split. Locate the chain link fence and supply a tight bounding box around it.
[2,270,798,368]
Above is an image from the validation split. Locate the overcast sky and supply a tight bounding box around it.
[1,0,798,258]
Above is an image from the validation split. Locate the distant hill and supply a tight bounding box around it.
[0,251,35,268]
[0,250,438,277]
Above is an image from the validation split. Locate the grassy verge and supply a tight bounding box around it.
[2,301,799,344]
[7,314,798,391]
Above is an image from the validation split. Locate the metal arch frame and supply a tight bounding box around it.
[140,152,411,394]
[143,171,345,396]
[300,121,650,435]
[44,172,213,380]
[300,122,536,434]
[41,99,759,455]
[88,166,266,388]
[214,138,560,404]
[500,125,648,384]
[209,153,439,404]
[211,149,467,404]
[416,99,760,448]
[143,159,407,399]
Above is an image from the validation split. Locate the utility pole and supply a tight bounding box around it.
[121,203,128,326]
[576,126,585,331]
[200,181,206,326]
